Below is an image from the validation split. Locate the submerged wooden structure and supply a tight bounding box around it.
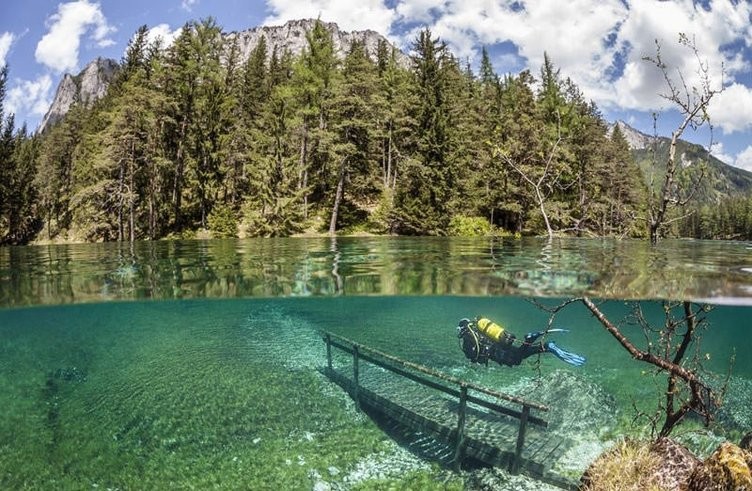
[321,332,578,490]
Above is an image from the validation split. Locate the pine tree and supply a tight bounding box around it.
[393,29,454,235]
[328,40,379,234]
[291,20,340,223]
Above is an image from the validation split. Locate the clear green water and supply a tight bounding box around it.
[0,237,751,489]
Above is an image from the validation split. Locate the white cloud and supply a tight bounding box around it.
[383,0,752,122]
[264,0,397,38]
[734,146,752,172]
[145,24,183,48]
[0,32,15,67]
[710,142,733,166]
[609,0,748,112]
[35,0,116,73]
[6,75,53,117]
[707,83,752,134]
[181,0,199,12]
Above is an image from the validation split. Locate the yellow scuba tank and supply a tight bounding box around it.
[476,318,506,343]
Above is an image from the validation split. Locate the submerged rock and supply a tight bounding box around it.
[582,438,752,491]
[649,438,701,491]
[580,438,695,491]
[464,467,560,491]
[51,366,87,383]
[686,441,752,491]
[741,431,752,452]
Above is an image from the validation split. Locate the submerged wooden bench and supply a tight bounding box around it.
[321,332,578,490]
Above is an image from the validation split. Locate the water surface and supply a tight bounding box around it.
[0,237,750,489]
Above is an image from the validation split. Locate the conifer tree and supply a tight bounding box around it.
[393,29,454,235]
[328,40,378,234]
[292,20,340,222]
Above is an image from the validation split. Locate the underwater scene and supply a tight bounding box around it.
[0,237,750,490]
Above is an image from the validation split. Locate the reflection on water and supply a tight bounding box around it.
[2,237,752,308]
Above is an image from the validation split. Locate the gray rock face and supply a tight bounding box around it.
[613,120,654,150]
[226,18,409,67]
[39,57,118,132]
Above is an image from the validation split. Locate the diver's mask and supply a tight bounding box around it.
[457,318,471,337]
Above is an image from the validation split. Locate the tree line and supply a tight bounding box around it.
[0,18,738,245]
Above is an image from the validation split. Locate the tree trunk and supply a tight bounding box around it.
[329,157,346,236]
[118,158,125,242]
[298,124,308,219]
[173,118,188,229]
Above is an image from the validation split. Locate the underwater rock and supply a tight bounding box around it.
[741,432,752,452]
[648,437,701,491]
[51,366,87,383]
[686,441,752,491]
[579,438,699,491]
[341,445,431,487]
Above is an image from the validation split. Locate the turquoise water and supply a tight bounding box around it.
[0,238,751,489]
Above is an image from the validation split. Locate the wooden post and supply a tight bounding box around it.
[453,384,468,470]
[511,405,530,474]
[325,334,332,371]
[353,344,360,409]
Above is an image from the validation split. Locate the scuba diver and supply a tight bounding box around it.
[457,317,585,367]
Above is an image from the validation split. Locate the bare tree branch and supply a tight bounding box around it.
[644,34,724,244]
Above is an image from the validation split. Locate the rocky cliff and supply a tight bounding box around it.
[614,120,653,150]
[39,19,407,133]
[39,57,119,132]
[227,18,410,67]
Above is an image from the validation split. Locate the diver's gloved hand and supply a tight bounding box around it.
[524,328,570,343]
[546,341,586,367]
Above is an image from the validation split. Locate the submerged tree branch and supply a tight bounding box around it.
[580,296,717,436]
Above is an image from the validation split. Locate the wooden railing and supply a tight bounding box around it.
[322,331,550,473]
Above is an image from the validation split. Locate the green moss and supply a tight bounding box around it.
[350,467,464,491]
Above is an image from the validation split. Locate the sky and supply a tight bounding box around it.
[2,0,752,171]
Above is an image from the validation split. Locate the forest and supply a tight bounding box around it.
[0,18,748,245]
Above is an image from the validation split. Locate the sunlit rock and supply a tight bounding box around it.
[686,441,752,490]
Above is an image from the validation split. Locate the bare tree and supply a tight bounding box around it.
[644,34,723,244]
[497,125,564,240]
[581,297,727,437]
[530,296,727,437]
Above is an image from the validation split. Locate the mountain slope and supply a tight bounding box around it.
[615,121,752,203]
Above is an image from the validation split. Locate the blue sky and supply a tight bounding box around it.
[2,0,752,171]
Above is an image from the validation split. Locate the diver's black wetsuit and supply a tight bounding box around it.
[457,317,586,367]
[458,322,545,366]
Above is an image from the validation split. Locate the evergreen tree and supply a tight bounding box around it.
[291,19,340,223]
[328,40,379,234]
[35,102,85,239]
[493,71,542,232]
[393,29,454,235]
[5,126,41,243]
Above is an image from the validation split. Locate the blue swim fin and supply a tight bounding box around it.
[546,341,586,367]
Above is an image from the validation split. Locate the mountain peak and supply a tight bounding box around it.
[39,57,118,133]
[613,120,654,150]
[226,18,408,68]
